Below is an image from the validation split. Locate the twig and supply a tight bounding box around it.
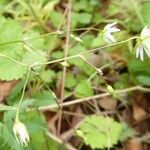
[60,0,72,101]
[38,86,150,111]
[58,0,72,135]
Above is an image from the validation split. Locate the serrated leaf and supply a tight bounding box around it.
[50,11,63,28]
[128,58,150,85]
[0,18,27,80]
[33,90,57,107]
[7,80,24,105]
[65,73,77,89]
[0,59,27,80]
[0,19,48,81]
[40,69,56,83]
[51,51,64,59]
[24,30,45,50]
[0,104,16,111]
[72,12,92,28]
[0,123,22,150]
[78,115,123,149]
[0,19,23,57]
[75,80,94,98]
[136,75,150,86]
[22,50,47,66]
[82,34,95,48]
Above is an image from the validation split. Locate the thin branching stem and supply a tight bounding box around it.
[38,85,150,111]
[15,68,31,120]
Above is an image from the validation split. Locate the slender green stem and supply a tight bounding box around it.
[79,55,103,76]
[32,71,77,134]
[41,36,138,66]
[0,37,138,70]
[47,4,68,54]
[88,63,112,81]
[15,68,31,121]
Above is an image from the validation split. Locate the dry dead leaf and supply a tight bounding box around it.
[133,104,147,121]
[0,80,17,102]
[125,138,142,150]
[99,96,117,110]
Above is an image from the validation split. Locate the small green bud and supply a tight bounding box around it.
[60,61,70,67]
[107,85,115,95]
[70,34,83,43]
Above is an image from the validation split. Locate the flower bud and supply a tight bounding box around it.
[103,22,121,43]
[13,119,30,147]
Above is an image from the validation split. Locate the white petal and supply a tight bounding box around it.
[136,46,140,58]
[141,26,150,38]
[143,38,150,49]
[104,32,116,43]
[110,27,121,33]
[104,22,117,30]
[106,33,116,43]
[143,44,150,57]
[139,46,144,61]
[107,22,117,28]
[13,121,30,147]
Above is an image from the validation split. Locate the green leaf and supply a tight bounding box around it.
[68,44,86,67]
[50,11,63,28]
[69,44,95,76]
[33,90,57,107]
[142,2,150,26]
[51,51,64,59]
[82,34,95,48]
[40,69,56,83]
[107,3,120,16]
[0,59,27,80]
[0,104,16,111]
[7,80,24,105]
[75,80,94,98]
[72,12,92,28]
[73,0,100,12]
[136,75,150,86]
[45,34,61,51]
[22,50,47,66]
[73,0,92,12]
[91,32,104,48]
[128,58,150,85]
[0,19,47,81]
[78,115,123,149]
[65,73,77,89]
[0,18,28,80]
[0,123,22,150]
[24,30,45,50]
[0,19,23,57]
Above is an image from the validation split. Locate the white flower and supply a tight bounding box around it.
[135,26,150,61]
[103,22,121,43]
[13,120,30,147]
